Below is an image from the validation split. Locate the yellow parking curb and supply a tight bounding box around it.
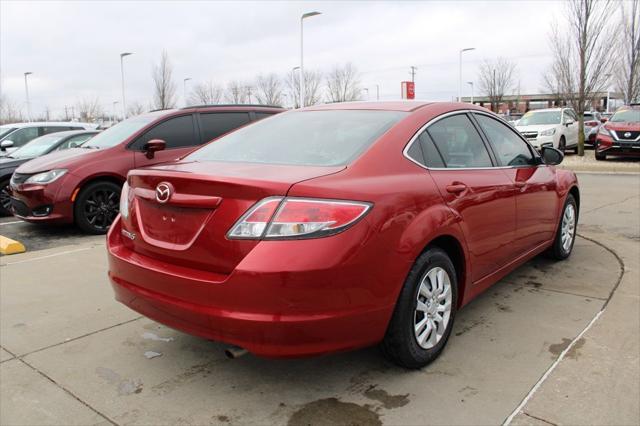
[0,235,26,255]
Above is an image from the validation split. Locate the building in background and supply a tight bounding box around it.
[462,91,624,114]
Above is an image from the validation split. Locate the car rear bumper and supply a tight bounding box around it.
[107,217,394,358]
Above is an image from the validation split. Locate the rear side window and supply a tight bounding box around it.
[187,110,407,166]
[41,126,72,135]
[474,114,535,167]
[254,112,276,121]
[132,115,196,150]
[427,114,492,168]
[57,133,95,150]
[199,112,251,144]
[406,131,445,168]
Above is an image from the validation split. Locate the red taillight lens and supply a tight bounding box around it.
[584,121,598,127]
[227,197,372,240]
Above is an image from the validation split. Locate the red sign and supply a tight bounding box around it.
[401,81,415,99]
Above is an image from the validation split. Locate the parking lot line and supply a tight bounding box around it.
[2,247,91,265]
[0,221,24,226]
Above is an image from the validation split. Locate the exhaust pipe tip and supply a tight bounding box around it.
[224,346,248,359]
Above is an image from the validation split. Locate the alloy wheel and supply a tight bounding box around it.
[561,203,576,253]
[83,188,119,231]
[0,182,11,212]
[414,266,453,349]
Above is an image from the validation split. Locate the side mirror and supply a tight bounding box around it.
[541,146,564,165]
[0,140,14,151]
[564,120,574,127]
[600,117,608,123]
[143,139,166,159]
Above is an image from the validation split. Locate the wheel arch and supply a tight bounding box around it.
[569,185,580,211]
[71,174,125,221]
[423,234,467,308]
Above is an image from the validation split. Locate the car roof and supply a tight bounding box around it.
[303,101,435,112]
[0,121,96,129]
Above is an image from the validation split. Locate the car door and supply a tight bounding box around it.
[132,114,199,168]
[563,109,579,147]
[410,113,517,283]
[472,112,559,256]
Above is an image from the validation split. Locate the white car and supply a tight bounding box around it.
[516,108,579,153]
[0,121,97,156]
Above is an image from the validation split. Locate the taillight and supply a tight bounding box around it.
[584,121,598,127]
[227,197,372,240]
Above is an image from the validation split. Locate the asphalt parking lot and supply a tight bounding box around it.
[1,172,639,425]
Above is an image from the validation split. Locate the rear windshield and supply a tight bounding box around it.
[611,109,640,123]
[186,110,406,166]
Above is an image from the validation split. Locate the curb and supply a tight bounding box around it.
[0,235,26,255]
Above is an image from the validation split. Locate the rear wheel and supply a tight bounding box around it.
[74,181,121,234]
[382,247,458,369]
[0,178,11,215]
[595,149,606,161]
[547,194,578,260]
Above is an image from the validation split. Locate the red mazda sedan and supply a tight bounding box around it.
[107,102,579,368]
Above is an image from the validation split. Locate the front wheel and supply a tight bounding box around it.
[547,194,578,260]
[382,247,458,369]
[0,179,12,215]
[558,136,566,154]
[595,150,606,161]
[74,181,121,234]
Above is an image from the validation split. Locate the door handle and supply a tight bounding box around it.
[514,181,527,188]
[446,183,467,194]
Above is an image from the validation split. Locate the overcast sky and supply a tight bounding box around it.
[1,0,566,118]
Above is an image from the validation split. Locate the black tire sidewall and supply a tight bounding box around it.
[0,178,11,215]
[74,181,121,234]
[553,194,578,259]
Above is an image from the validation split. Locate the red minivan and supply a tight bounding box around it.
[10,105,283,233]
[107,102,579,368]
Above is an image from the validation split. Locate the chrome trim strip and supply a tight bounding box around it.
[610,130,640,142]
[402,109,542,172]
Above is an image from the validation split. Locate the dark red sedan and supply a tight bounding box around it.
[107,102,579,368]
[595,105,640,160]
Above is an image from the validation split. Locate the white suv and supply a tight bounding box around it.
[0,121,97,156]
[515,108,579,153]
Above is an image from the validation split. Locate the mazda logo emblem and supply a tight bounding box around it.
[624,132,632,138]
[155,182,172,203]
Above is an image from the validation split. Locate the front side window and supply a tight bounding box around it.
[0,127,16,140]
[85,114,161,149]
[131,115,196,150]
[427,114,492,168]
[187,110,406,166]
[199,112,251,144]
[475,114,535,167]
[6,127,39,146]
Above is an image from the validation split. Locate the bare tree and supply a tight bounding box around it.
[254,74,284,105]
[549,0,616,156]
[0,94,24,124]
[127,101,146,117]
[76,97,103,122]
[152,50,177,110]
[286,69,322,108]
[190,81,223,105]
[615,0,640,104]
[225,81,248,104]
[478,58,517,113]
[325,63,362,103]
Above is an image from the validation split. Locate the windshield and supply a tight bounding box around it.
[610,109,640,123]
[83,114,159,148]
[0,127,17,140]
[518,111,562,126]
[9,133,66,158]
[186,110,407,166]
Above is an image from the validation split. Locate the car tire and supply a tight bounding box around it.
[546,193,578,260]
[381,247,458,369]
[0,178,12,216]
[558,136,566,153]
[74,180,121,235]
[595,150,606,161]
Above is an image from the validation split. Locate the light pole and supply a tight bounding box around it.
[300,11,321,108]
[24,72,33,122]
[112,101,119,124]
[292,66,301,108]
[467,81,474,104]
[604,73,612,113]
[458,47,475,102]
[362,88,369,100]
[183,77,192,106]
[120,52,133,119]
[376,84,380,101]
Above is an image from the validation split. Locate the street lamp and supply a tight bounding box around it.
[467,81,474,104]
[183,77,192,107]
[604,73,612,113]
[112,101,119,124]
[458,47,475,102]
[300,11,321,108]
[292,66,301,107]
[24,72,33,122]
[120,52,133,119]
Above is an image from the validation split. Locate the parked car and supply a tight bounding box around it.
[0,130,98,215]
[516,108,579,153]
[107,101,579,369]
[0,121,97,156]
[583,111,603,147]
[9,105,284,233]
[595,105,640,161]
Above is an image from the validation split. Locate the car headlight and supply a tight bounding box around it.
[24,169,67,184]
[119,181,130,220]
[598,126,611,137]
[540,128,556,136]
